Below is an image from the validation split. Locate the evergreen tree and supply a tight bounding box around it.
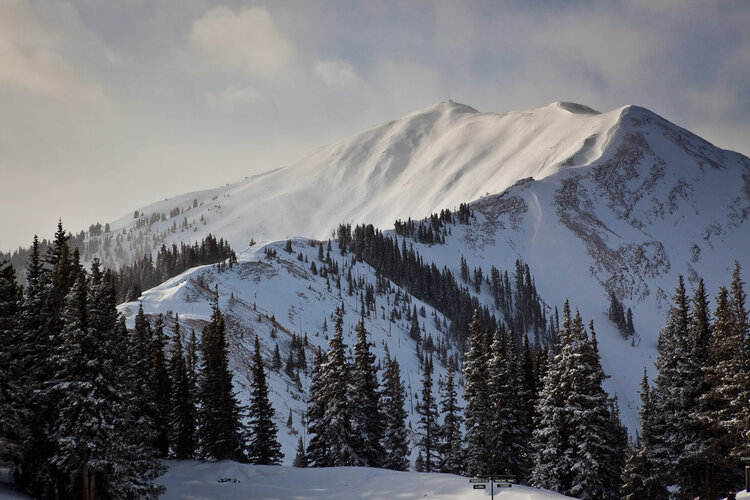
[0,260,28,466]
[48,265,164,499]
[380,353,410,471]
[437,371,464,474]
[650,276,690,491]
[530,300,573,493]
[415,357,440,472]
[247,337,283,465]
[168,315,196,459]
[621,369,667,499]
[293,437,308,468]
[488,327,527,480]
[350,316,385,466]
[197,294,244,461]
[150,315,172,457]
[462,311,493,476]
[306,307,356,466]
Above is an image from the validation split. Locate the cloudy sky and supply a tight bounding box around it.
[1,0,748,251]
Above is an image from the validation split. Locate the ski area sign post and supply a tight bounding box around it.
[468,475,516,498]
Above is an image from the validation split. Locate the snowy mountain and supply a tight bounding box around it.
[104,100,749,461]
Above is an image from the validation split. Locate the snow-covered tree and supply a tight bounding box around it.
[415,356,440,472]
[437,370,464,474]
[247,337,283,465]
[197,294,244,461]
[168,315,196,459]
[350,316,385,466]
[488,327,527,479]
[462,311,493,476]
[380,353,410,471]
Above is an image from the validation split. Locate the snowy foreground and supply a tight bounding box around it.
[2,463,748,499]
[157,461,572,499]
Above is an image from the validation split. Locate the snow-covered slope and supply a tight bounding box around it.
[157,461,574,499]
[83,101,630,268]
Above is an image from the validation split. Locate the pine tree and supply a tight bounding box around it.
[415,357,440,472]
[437,370,464,474]
[380,353,410,471]
[306,307,356,466]
[488,328,527,480]
[197,295,244,461]
[702,285,747,494]
[293,437,308,468]
[150,315,172,457]
[247,337,283,465]
[463,311,493,476]
[530,300,573,493]
[729,262,750,460]
[350,316,385,466]
[168,315,196,459]
[621,369,667,499]
[48,265,165,499]
[650,276,690,491]
[567,313,620,500]
[0,260,28,466]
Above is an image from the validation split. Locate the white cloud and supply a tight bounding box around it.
[189,6,294,79]
[314,58,358,86]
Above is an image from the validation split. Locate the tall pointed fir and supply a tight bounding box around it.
[247,337,283,465]
[306,307,356,466]
[729,262,750,461]
[462,311,493,476]
[150,315,172,457]
[415,356,440,472]
[197,292,244,461]
[350,316,385,466]
[168,315,196,459]
[649,276,689,492]
[437,370,464,474]
[380,352,410,471]
[0,260,28,467]
[530,300,573,493]
[621,368,667,499]
[19,227,77,496]
[702,285,747,493]
[566,313,622,500]
[488,327,527,480]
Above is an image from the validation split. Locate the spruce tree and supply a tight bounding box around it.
[197,295,244,461]
[463,311,493,476]
[150,315,172,457]
[168,315,196,459]
[0,260,28,466]
[350,316,385,466]
[380,353,410,471]
[247,337,283,465]
[415,356,440,472]
[621,368,667,499]
[306,307,356,466]
[293,437,308,468]
[437,370,464,474]
[488,327,527,480]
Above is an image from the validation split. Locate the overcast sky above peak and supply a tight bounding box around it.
[1,0,748,252]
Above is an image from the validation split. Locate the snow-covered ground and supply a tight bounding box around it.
[156,461,574,500]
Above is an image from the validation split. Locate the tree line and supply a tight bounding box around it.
[0,222,280,499]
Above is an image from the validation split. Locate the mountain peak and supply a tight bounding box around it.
[548,101,601,115]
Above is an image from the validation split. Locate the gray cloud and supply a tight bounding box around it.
[1,0,748,251]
